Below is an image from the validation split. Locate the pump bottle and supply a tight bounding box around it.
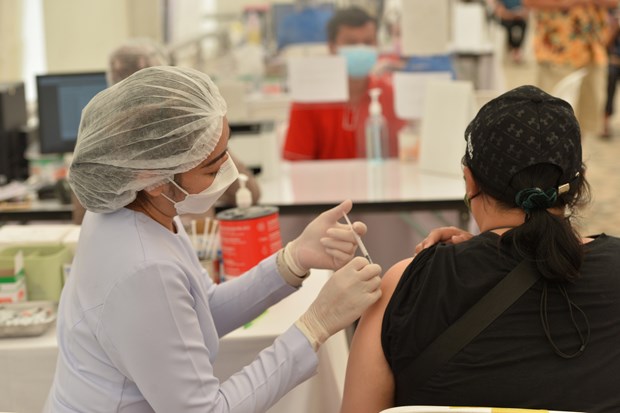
[365,88,389,161]
[235,174,252,209]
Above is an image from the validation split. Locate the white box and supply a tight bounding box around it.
[0,251,26,303]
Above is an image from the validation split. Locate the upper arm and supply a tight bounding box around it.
[100,263,224,412]
[340,258,412,413]
[101,260,304,412]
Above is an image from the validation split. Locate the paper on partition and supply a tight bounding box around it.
[401,0,450,56]
[451,2,493,53]
[419,80,476,177]
[393,71,453,120]
[287,56,349,102]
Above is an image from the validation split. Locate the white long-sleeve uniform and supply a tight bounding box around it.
[44,208,318,412]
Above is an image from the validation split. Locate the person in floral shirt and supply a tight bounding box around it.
[524,0,618,137]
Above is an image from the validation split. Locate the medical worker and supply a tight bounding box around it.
[44,66,382,413]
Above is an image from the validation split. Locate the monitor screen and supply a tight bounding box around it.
[36,72,108,154]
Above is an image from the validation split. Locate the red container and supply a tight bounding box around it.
[216,206,282,279]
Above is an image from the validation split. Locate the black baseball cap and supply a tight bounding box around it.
[464,85,581,199]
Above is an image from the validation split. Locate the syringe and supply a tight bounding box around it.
[343,212,373,264]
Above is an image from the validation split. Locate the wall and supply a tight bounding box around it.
[43,0,162,73]
[127,0,163,40]
[166,0,204,43]
[43,0,129,72]
[215,0,293,15]
[0,0,23,82]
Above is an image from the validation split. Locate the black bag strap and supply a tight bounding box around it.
[406,260,541,389]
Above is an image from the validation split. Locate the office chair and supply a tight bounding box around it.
[551,68,588,110]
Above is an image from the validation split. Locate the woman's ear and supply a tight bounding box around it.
[144,183,166,198]
[463,166,480,198]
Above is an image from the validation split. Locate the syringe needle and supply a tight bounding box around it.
[343,212,373,264]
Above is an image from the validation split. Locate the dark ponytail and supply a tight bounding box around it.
[477,163,590,282]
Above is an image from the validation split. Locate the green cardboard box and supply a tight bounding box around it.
[0,245,71,302]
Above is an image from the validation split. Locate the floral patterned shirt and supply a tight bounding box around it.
[533,4,610,67]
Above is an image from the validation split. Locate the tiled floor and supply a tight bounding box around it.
[503,60,620,237]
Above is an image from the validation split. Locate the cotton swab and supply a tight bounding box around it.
[207,221,220,261]
[200,217,212,256]
[190,219,198,251]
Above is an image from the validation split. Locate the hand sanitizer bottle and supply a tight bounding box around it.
[235,174,252,209]
[365,88,389,161]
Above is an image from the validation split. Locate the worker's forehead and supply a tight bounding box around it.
[334,23,377,44]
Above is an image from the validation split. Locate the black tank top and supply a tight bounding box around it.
[381,232,620,413]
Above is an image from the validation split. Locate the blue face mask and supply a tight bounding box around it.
[338,45,378,78]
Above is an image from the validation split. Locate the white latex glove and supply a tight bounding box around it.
[285,200,367,275]
[296,257,382,349]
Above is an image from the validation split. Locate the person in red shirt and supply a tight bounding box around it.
[283,6,406,161]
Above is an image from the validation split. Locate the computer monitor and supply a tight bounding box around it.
[36,72,108,154]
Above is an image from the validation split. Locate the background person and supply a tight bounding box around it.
[491,0,529,64]
[340,85,620,413]
[45,66,382,413]
[71,38,260,225]
[106,37,170,85]
[602,6,620,138]
[282,6,406,160]
[524,0,619,138]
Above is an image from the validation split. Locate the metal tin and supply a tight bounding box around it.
[216,206,282,279]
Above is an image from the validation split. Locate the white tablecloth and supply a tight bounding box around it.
[0,270,348,413]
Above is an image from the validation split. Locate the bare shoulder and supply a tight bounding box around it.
[381,258,414,298]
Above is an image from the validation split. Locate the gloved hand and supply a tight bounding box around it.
[284,200,367,276]
[295,257,382,349]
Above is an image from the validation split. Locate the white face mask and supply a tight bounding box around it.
[162,157,239,215]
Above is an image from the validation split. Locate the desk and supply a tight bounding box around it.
[257,159,468,270]
[0,200,72,223]
[0,160,468,228]
[0,270,348,413]
[258,159,468,225]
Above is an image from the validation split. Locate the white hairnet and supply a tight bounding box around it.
[68,66,227,213]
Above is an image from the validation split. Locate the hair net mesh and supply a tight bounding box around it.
[69,66,227,213]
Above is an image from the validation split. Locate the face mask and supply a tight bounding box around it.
[338,45,378,78]
[163,157,239,215]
